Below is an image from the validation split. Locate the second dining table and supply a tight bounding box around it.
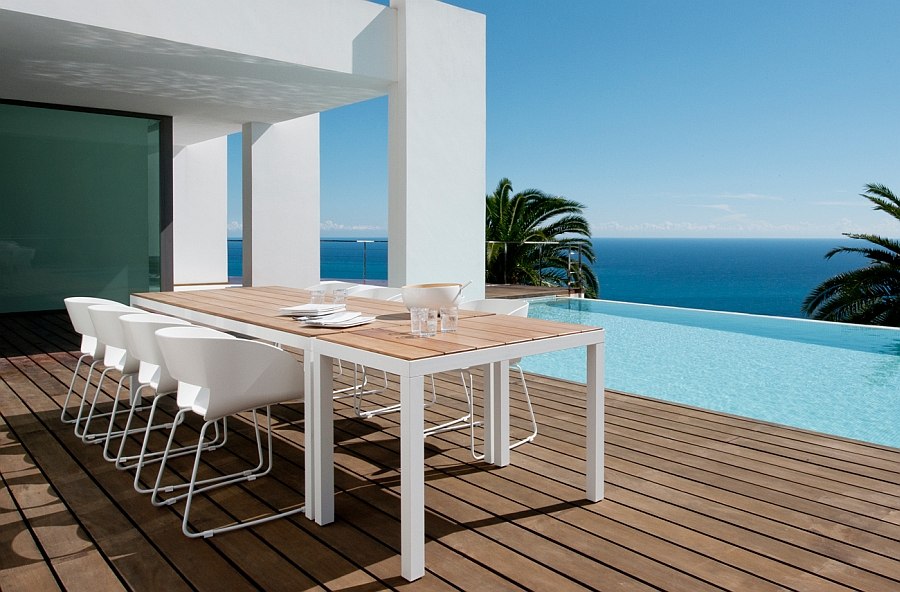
[131,285,605,581]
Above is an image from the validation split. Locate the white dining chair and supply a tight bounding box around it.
[436,299,538,459]
[348,285,403,301]
[320,284,399,401]
[337,285,439,418]
[77,303,144,445]
[116,313,227,492]
[153,326,305,538]
[61,296,118,425]
[305,280,365,295]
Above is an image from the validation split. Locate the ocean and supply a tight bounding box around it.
[227,237,868,319]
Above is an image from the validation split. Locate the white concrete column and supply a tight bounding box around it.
[388,0,486,298]
[242,115,320,288]
[172,135,228,285]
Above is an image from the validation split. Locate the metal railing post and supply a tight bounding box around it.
[503,242,508,285]
[357,240,374,284]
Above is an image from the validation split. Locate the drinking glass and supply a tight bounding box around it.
[440,306,458,332]
[409,307,426,336]
[309,288,325,304]
[332,288,348,305]
[422,308,438,337]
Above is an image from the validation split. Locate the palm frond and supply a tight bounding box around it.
[862,183,900,223]
[804,183,900,326]
[485,178,598,297]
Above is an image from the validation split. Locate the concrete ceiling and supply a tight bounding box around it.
[0,10,393,145]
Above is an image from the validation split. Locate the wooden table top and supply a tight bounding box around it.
[132,286,603,361]
[132,285,410,337]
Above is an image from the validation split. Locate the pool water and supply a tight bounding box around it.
[522,298,900,449]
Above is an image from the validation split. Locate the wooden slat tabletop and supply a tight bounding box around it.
[132,287,598,352]
[132,286,411,337]
[317,312,602,361]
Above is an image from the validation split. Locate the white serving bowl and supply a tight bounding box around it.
[401,283,463,310]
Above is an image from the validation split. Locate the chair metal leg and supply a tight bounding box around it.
[423,371,474,437]
[181,408,305,538]
[508,364,538,451]
[131,397,226,492]
[78,366,115,442]
[152,410,267,508]
[81,370,139,448]
[72,359,103,437]
[106,383,190,465]
[60,353,89,424]
[102,374,152,461]
[468,364,537,460]
[355,373,437,419]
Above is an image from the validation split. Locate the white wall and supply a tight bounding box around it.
[388,0,486,298]
[1,0,394,80]
[172,135,228,284]
[243,115,320,288]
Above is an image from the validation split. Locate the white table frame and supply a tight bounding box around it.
[313,329,605,581]
[132,291,605,582]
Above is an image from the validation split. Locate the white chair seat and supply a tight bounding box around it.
[305,280,366,295]
[116,313,225,493]
[154,326,305,538]
[442,299,537,459]
[78,303,143,447]
[61,297,118,425]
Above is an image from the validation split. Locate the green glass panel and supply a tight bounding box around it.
[0,103,162,312]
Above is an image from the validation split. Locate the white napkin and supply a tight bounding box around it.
[301,312,376,327]
[279,303,346,316]
[303,311,360,324]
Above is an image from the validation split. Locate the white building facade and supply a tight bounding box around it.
[0,0,486,308]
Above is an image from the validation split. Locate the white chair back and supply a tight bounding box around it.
[305,280,364,295]
[350,286,403,301]
[88,304,144,372]
[120,313,192,393]
[64,296,118,357]
[459,298,529,318]
[154,326,234,409]
[156,326,303,421]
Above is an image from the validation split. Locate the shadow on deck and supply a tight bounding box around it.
[2,311,899,591]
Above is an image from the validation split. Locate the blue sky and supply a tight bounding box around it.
[229,0,900,239]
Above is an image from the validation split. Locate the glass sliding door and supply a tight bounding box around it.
[0,102,166,313]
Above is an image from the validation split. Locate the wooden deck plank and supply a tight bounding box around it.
[329,383,857,592]
[340,366,900,590]
[0,434,64,592]
[0,361,200,591]
[3,311,900,591]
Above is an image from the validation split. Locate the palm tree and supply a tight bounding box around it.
[802,183,900,326]
[485,178,599,298]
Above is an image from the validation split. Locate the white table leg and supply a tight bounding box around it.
[400,373,425,581]
[483,360,510,466]
[586,342,605,501]
[304,350,317,521]
[314,352,335,524]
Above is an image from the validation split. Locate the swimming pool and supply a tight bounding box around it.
[522,298,900,449]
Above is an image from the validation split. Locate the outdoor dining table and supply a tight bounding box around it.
[131,285,605,581]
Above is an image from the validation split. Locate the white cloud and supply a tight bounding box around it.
[594,221,722,233]
[227,220,242,231]
[320,220,384,232]
[687,203,734,212]
[811,200,861,207]
[718,213,749,222]
[593,218,859,237]
[717,192,784,201]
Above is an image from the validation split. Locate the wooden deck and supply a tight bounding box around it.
[2,311,900,591]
